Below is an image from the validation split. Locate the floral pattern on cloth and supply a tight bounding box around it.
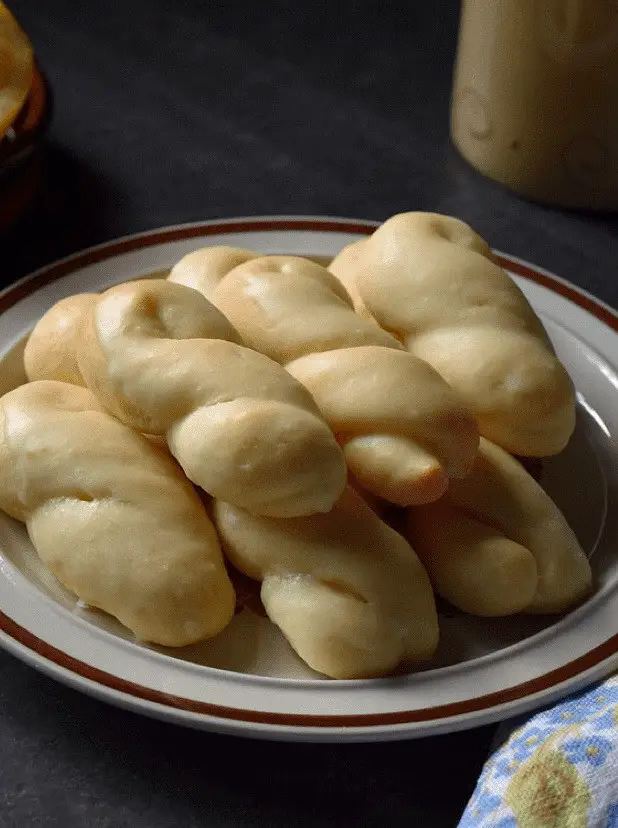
[458,674,618,827]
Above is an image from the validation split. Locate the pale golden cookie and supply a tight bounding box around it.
[170,250,479,506]
[0,380,235,646]
[406,438,592,616]
[329,212,576,456]
[75,279,347,518]
[214,486,439,679]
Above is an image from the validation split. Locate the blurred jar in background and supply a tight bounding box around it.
[450,0,618,210]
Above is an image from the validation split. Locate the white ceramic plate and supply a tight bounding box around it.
[0,216,616,742]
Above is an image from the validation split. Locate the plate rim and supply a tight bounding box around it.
[1,214,617,740]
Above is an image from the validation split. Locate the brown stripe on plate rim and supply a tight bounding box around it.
[0,217,616,729]
[1,608,617,727]
[494,255,618,333]
[0,219,376,314]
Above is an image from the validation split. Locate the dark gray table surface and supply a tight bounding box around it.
[1,1,616,826]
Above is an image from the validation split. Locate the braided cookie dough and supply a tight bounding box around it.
[329,212,576,457]
[213,486,439,679]
[168,245,256,298]
[170,248,399,357]
[405,438,592,616]
[71,279,347,518]
[170,251,479,505]
[0,380,235,645]
[24,293,96,386]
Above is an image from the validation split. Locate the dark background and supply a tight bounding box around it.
[1,1,616,826]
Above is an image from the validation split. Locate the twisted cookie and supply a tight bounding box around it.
[329,212,576,456]
[213,486,439,679]
[405,438,593,616]
[24,293,96,386]
[170,251,479,505]
[0,380,235,645]
[72,279,346,517]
